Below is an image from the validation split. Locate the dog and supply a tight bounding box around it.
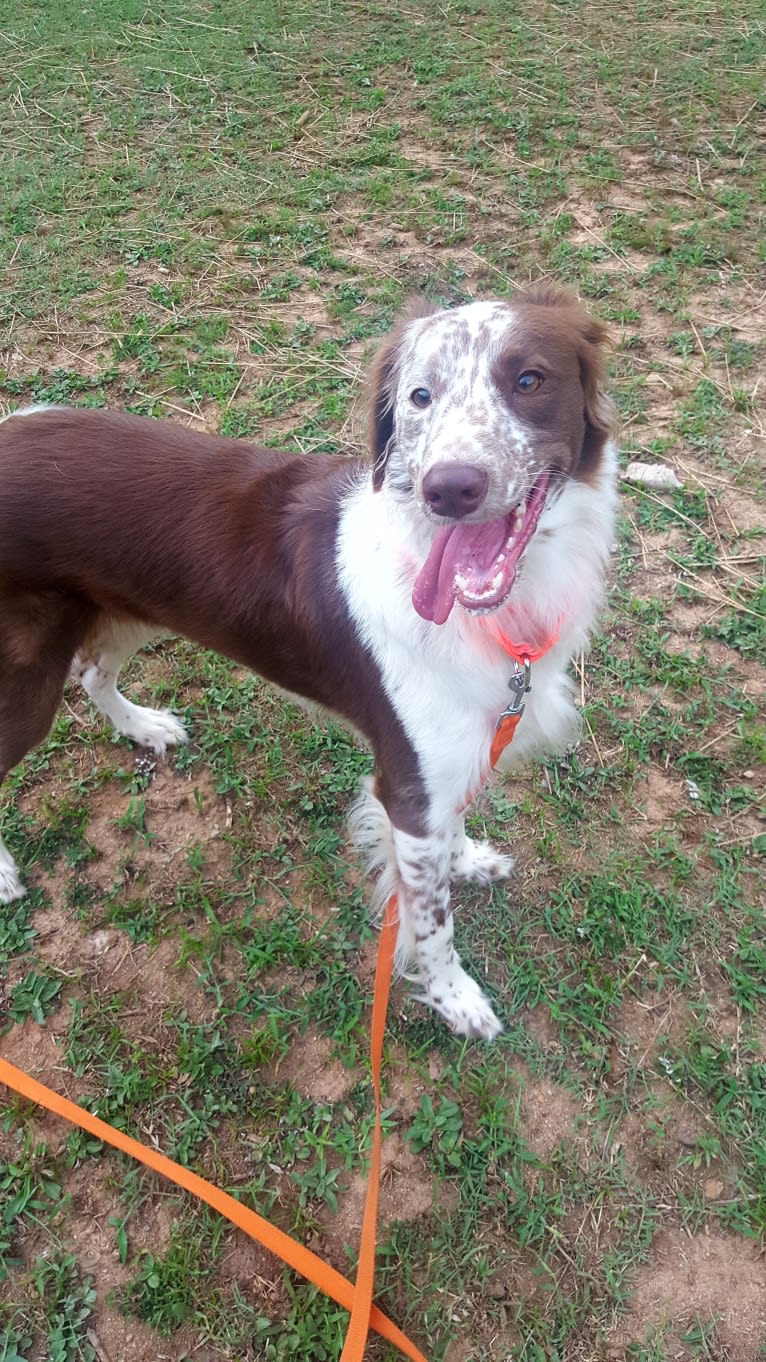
[0,286,617,1039]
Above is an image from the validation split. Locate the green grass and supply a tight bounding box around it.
[1,0,765,1359]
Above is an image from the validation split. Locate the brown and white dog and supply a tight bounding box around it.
[0,286,616,1039]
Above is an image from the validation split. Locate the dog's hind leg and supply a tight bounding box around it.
[72,619,187,757]
[0,835,25,903]
[0,590,95,902]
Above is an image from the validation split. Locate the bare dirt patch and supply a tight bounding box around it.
[63,1163,138,1307]
[266,1026,360,1104]
[90,1309,211,1362]
[515,1067,582,1161]
[386,1045,431,1122]
[1,323,113,382]
[615,992,690,1068]
[611,1227,766,1361]
[107,933,212,1023]
[633,767,689,828]
[0,1021,92,1159]
[688,283,766,344]
[522,1002,563,1054]
[29,895,212,1026]
[84,765,230,894]
[321,1130,453,1260]
[613,1085,705,1187]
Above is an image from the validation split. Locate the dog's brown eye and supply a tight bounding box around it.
[516,371,543,393]
[410,387,432,408]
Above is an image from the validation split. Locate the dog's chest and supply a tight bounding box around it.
[336,483,521,743]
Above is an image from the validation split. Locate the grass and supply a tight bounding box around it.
[1,0,765,1360]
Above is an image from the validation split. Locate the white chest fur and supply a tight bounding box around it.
[335,445,617,824]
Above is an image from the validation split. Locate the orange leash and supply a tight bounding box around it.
[0,630,553,1355]
[0,894,427,1362]
[488,708,524,769]
[340,892,397,1360]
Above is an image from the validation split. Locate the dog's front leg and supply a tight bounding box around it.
[391,824,502,1040]
[450,817,515,884]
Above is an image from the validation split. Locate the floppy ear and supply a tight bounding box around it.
[520,284,616,477]
[369,334,401,492]
[368,297,437,490]
[577,313,617,477]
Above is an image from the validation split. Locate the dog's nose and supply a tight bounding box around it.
[422,463,489,519]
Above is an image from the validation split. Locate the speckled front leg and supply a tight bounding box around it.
[450,817,514,883]
[392,825,502,1040]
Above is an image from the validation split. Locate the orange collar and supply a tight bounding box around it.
[486,619,560,665]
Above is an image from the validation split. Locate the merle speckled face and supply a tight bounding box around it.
[369,288,614,624]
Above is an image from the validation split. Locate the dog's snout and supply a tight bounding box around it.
[422,463,488,519]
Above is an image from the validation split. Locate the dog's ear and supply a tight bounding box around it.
[576,311,616,477]
[520,285,616,478]
[369,297,438,490]
[369,336,400,492]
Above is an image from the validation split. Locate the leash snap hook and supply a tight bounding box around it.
[501,655,531,721]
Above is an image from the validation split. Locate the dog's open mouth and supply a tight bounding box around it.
[412,473,549,625]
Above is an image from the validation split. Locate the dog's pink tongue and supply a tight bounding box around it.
[412,518,508,624]
[411,526,457,625]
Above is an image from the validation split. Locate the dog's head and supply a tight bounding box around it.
[368,287,615,624]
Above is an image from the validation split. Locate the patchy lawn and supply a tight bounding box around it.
[1,1,764,1359]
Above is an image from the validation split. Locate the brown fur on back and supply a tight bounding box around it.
[0,408,428,831]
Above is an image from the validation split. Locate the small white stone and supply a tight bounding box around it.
[622,461,683,490]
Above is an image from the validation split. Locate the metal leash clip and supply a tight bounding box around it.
[498,656,532,722]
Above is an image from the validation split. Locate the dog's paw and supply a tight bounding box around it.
[120,706,188,756]
[0,851,26,904]
[416,965,502,1040]
[451,836,514,884]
